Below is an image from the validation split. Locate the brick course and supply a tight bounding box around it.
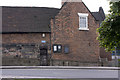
[2,33,50,58]
[2,33,50,44]
[1,2,111,66]
[51,2,100,62]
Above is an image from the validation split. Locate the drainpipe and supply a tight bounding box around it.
[50,18,55,65]
[49,19,52,64]
[50,18,55,51]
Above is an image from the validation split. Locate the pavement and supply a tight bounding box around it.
[1,66,120,70]
[2,78,118,80]
[2,68,119,78]
[1,66,120,79]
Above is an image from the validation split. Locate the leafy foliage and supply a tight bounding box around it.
[97,1,120,52]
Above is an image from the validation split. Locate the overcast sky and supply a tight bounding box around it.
[0,0,110,14]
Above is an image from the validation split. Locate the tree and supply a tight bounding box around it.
[97,1,120,52]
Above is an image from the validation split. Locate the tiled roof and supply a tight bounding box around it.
[92,12,104,21]
[92,7,105,23]
[2,6,60,33]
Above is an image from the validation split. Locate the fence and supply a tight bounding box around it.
[2,57,112,66]
[50,59,101,66]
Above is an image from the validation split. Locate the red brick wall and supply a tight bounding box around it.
[100,47,112,61]
[2,33,50,44]
[51,2,100,62]
[2,33,50,58]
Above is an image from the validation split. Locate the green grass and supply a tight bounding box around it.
[118,59,120,67]
[118,59,120,61]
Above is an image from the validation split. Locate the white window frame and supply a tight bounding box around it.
[78,13,89,30]
[53,46,57,52]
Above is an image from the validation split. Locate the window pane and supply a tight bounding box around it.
[80,17,86,28]
[64,45,69,53]
[54,46,57,51]
[53,44,62,53]
[58,45,61,49]
[58,45,62,53]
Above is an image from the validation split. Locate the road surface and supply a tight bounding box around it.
[1,69,119,79]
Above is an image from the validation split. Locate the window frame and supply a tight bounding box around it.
[78,13,89,30]
[53,44,62,53]
[64,45,69,54]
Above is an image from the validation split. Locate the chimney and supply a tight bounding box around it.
[61,0,67,5]
[99,7,105,20]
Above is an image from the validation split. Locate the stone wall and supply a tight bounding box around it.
[2,43,39,58]
[2,58,40,66]
[2,33,51,65]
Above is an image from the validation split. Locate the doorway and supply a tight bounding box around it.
[40,47,48,66]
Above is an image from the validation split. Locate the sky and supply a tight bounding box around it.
[0,0,110,14]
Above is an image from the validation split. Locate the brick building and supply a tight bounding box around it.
[0,0,111,66]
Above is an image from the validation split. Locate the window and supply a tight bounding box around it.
[53,44,62,53]
[58,45,62,52]
[42,33,45,38]
[54,45,57,52]
[78,13,89,30]
[64,45,69,54]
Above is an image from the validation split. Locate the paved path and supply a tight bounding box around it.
[2,66,120,70]
[1,69,119,79]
